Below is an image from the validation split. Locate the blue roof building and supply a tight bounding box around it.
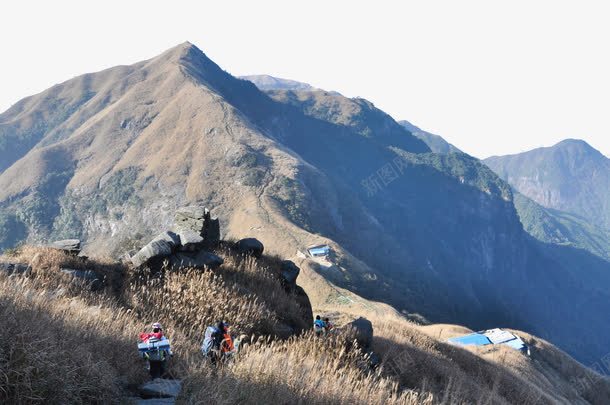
[447,328,530,355]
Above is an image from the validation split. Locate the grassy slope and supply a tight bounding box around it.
[1,247,609,404]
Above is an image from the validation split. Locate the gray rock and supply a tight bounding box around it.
[176,230,204,251]
[60,268,103,291]
[0,262,30,276]
[235,238,264,258]
[50,239,81,255]
[139,379,182,399]
[175,206,208,235]
[168,251,223,270]
[346,317,374,350]
[152,231,180,248]
[280,260,300,288]
[131,240,174,268]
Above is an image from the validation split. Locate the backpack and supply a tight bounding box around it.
[201,326,223,355]
[142,337,168,361]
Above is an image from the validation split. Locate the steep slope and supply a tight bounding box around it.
[514,192,610,261]
[485,139,610,230]
[1,43,610,367]
[399,120,462,154]
[240,74,316,91]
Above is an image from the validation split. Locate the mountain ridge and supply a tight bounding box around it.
[484,139,610,230]
[1,43,609,368]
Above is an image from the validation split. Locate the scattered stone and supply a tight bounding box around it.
[168,251,223,270]
[346,317,374,350]
[60,268,103,291]
[139,379,182,399]
[50,239,81,255]
[176,230,204,252]
[131,240,174,268]
[0,262,30,276]
[280,260,300,289]
[235,238,264,258]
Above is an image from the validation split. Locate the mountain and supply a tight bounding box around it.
[514,192,610,261]
[1,43,610,367]
[240,74,317,91]
[484,139,610,230]
[399,120,462,154]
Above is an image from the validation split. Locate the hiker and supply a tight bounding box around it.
[139,322,172,379]
[324,317,334,333]
[220,323,236,358]
[314,315,326,336]
[202,321,233,365]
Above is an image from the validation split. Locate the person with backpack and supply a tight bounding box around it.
[201,321,233,365]
[314,315,326,337]
[139,322,172,379]
[324,317,334,333]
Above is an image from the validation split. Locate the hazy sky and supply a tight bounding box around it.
[1,1,608,158]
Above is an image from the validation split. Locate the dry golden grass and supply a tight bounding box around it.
[2,245,609,404]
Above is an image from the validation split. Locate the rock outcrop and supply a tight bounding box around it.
[346,317,374,350]
[235,238,264,258]
[280,260,300,289]
[175,206,220,245]
[50,239,81,255]
[131,207,228,271]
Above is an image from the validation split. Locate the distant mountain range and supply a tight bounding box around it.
[1,45,609,366]
[485,139,610,230]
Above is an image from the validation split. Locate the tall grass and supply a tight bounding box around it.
[1,245,609,404]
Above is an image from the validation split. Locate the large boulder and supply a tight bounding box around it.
[346,317,374,350]
[280,260,300,289]
[131,239,174,268]
[139,379,182,399]
[167,251,223,270]
[175,206,207,234]
[50,239,81,255]
[295,285,314,330]
[235,238,264,258]
[60,268,103,291]
[152,231,180,247]
[176,230,204,252]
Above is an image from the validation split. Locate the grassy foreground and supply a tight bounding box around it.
[1,246,609,404]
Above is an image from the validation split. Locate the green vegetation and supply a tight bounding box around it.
[270,175,311,230]
[52,167,142,239]
[514,192,610,261]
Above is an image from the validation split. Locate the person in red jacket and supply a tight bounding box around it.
[140,322,164,342]
[139,322,171,378]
